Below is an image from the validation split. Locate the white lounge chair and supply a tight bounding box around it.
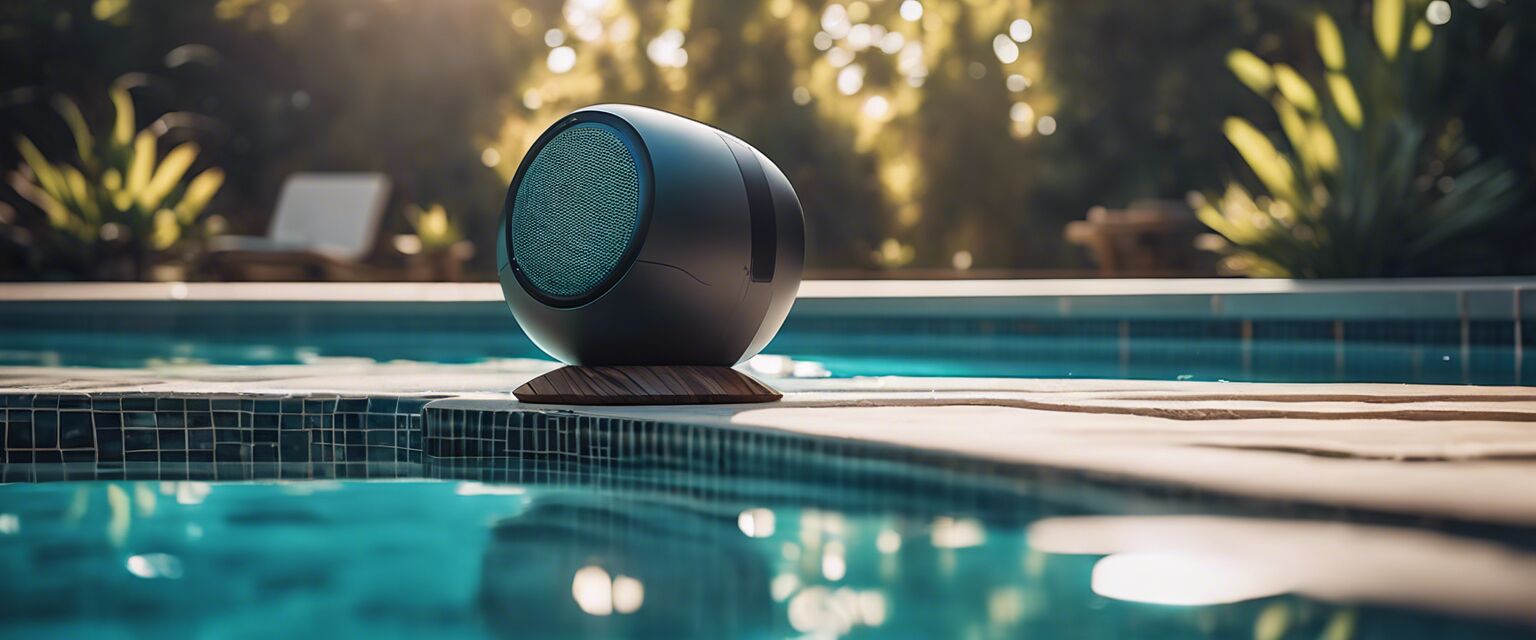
[201,173,392,280]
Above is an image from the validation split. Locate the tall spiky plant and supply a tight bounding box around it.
[1195,0,1523,277]
[5,84,224,280]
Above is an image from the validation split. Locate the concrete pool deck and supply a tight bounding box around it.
[3,359,1534,528]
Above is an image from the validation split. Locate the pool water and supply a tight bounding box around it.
[1,296,1531,638]
[0,322,1524,385]
[1,460,1532,639]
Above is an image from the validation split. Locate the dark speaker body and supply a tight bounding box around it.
[497,104,805,366]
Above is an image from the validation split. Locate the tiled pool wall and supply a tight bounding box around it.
[11,390,1536,546]
[1,281,1530,384]
[2,391,1090,514]
[779,285,1532,385]
[778,315,1521,384]
[0,393,431,479]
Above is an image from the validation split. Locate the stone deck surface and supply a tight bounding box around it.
[3,360,1534,526]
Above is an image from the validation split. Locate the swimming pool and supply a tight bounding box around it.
[2,280,1534,638]
[3,454,1533,638]
[0,279,1531,384]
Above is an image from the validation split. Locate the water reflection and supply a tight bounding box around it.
[1092,552,1284,606]
[569,565,642,616]
[125,552,184,580]
[1031,515,1536,627]
[478,497,773,638]
[737,507,776,538]
[0,465,1533,638]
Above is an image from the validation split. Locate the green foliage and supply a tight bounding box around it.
[1197,1,1525,278]
[2,0,1261,276]
[402,203,461,254]
[2,1,1527,278]
[4,83,224,280]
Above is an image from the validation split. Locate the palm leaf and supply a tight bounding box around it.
[62,166,100,222]
[136,142,199,210]
[173,169,223,223]
[110,88,135,148]
[13,137,76,209]
[1223,117,1299,202]
[125,131,155,199]
[151,209,180,250]
[1374,0,1405,61]
[52,96,96,167]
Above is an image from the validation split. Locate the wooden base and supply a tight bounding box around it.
[513,365,782,405]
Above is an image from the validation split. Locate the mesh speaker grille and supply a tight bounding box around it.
[511,123,642,299]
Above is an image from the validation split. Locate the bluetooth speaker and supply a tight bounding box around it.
[497,104,805,373]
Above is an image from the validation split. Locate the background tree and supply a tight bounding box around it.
[2,0,1529,279]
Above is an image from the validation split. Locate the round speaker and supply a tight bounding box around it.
[497,105,805,366]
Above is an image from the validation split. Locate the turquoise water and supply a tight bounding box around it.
[0,322,1522,385]
[1,306,1532,637]
[1,461,1532,638]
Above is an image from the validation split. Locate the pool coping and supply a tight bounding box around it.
[2,277,1533,319]
[3,363,1534,530]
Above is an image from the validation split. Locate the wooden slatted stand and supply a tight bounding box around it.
[513,365,782,405]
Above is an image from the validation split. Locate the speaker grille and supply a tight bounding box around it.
[510,123,642,300]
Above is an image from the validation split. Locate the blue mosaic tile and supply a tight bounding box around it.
[279,432,309,462]
[57,396,90,409]
[33,411,58,448]
[96,413,121,431]
[7,418,34,449]
[3,390,451,472]
[368,397,399,413]
[98,429,123,461]
[58,412,92,449]
[124,428,157,451]
[216,443,247,462]
[397,398,433,413]
[160,429,187,450]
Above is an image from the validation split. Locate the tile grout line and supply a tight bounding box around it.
[1459,291,1471,385]
[1516,287,1525,385]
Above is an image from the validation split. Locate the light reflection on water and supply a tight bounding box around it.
[0,465,1533,638]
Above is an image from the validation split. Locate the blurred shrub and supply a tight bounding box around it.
[401,203,462,254]
[1197,0,1526,277]
[4,82,224,280]
[394,202,472,281]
